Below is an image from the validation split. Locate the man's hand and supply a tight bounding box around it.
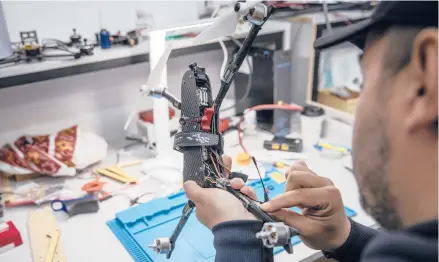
[260,161,351,251]
[184,155,258,229]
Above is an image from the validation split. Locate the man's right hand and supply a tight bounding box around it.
[239,161,351,251]
[262,161,351,251]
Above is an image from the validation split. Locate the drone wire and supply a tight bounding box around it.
[211,5,228,82]
[205,177,216,185]
[251,156,269,202]
[220,38,253,113]
[333,12,353,25]
[211,150,231,175]
[209,153,222,178]
[219,39,228,81]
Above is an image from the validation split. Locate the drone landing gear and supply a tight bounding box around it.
[148,200,195,258]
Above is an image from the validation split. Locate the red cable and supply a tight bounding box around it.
[333,12,352,25]
[237,104,304,155]
[209,153,222,178]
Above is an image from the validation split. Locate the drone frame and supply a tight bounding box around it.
[147,3,298,259]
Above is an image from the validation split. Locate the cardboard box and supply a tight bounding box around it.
[317,89,359,114]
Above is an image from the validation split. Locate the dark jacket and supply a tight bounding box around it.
[213,219,438,262]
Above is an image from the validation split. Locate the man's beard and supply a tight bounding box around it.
[360,187,402,230]
[354,116,403,230]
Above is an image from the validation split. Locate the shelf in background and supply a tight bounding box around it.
[0,22,287,89]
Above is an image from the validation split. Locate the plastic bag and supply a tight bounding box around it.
[0,125,107,177]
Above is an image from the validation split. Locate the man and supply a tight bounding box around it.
[184,1,438,261]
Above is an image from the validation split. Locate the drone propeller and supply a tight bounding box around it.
[142,1,265,93]
[130,43,173,135]
[193,0,263,44]
[143,43,173,93]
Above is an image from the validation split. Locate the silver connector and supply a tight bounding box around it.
[256,222,294,251]
[247,3,268,26]
[148,238,172,254]
[140,84,157,96]
[140,84,161,96]
[142,86,182,110]
[234,2,267,26]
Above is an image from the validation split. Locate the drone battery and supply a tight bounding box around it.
[263,137,303,153]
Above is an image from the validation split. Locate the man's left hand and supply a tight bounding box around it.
[184,155,258,229]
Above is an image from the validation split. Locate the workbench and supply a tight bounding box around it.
[1,117,376,262]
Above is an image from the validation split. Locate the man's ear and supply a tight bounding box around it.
[405,28,438,135]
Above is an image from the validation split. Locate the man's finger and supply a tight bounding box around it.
[184,181,206,204]
[285,171,330,192]
[285,162,313,179]
[229,179,257,200]
[222,155,232,177]
[261,187,332,212]
[295,160,308,167]
[230,178,245,189]
[241,186,257,200]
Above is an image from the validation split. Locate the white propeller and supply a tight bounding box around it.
[142,43,173,93]
[132,43,173,134]
[141,0,264,95]
[134,0,266,143]
[193,0,263,44]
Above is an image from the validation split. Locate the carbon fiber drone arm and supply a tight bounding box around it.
[148,88,182,109]
[212,6,276,132]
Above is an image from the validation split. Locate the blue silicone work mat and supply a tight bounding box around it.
[107,173,357,262]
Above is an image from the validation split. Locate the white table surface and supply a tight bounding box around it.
[1,118,376,262]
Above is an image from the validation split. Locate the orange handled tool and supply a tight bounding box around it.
[81,177,110,201]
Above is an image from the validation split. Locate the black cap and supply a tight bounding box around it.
[314,1,438,50]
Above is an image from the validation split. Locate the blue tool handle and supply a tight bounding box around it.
[51,199,67,212]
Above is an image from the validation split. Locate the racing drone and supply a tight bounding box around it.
[19,31,82,61]
[0,30,87,66]
[144,1,298,258]
[42,28,95,57]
